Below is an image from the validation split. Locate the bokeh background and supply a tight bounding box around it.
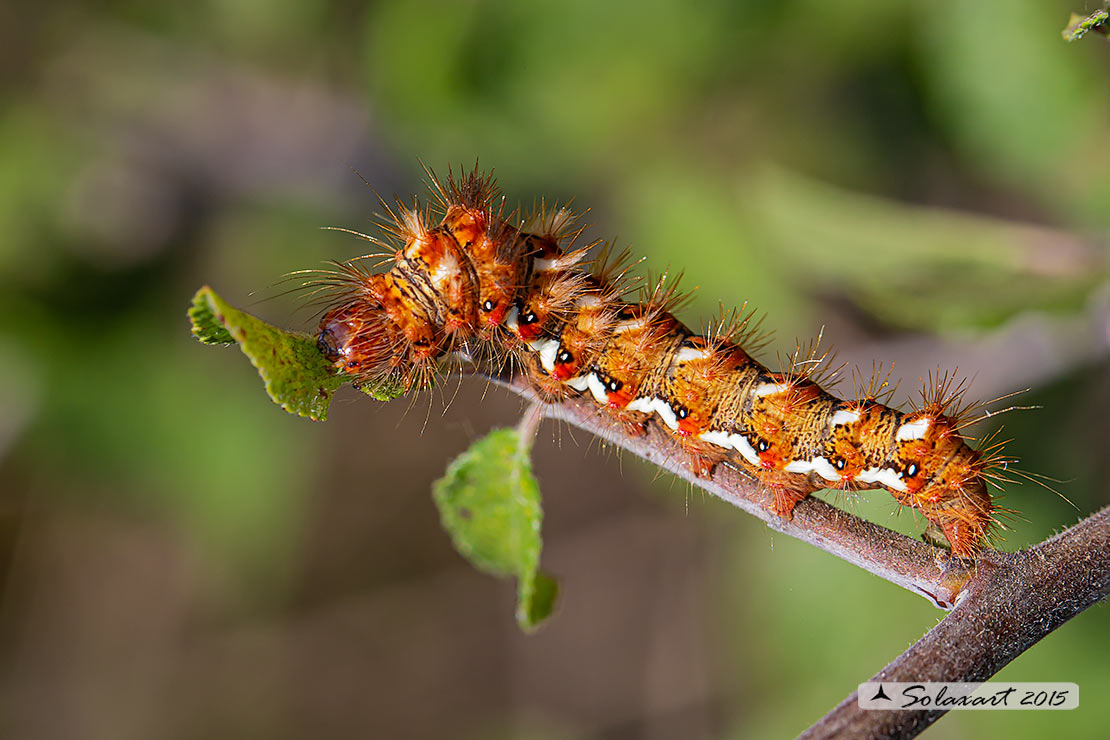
[1,1,1108,738]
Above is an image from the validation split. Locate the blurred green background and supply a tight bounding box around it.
[0,1,1107,738]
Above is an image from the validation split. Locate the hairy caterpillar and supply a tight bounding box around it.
[308,166,1010,558]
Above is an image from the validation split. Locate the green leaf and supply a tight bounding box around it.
[433,427,557,631]
[189,286,346,420]
[188,286,408,419]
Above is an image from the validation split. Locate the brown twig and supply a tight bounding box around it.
[802,507,1109,739]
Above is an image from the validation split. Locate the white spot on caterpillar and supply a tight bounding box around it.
[856,466,907,492]
[653,400,679,431]
[614,318,649,333]
[896,417,932,441]
[699,430,760,467]
[566,375,590,392]
[429,258,458,288]
[754,382,789,397]
[535,251,586,272]
[627,397,679,431]
[674,346,711,364]
[699,430,731,449]
[505,305,520,331]
[728,432,760,466]
[576,294,604,308]
[585,373,610,405]
[811,457,841,482]
[529,338,560,373]
[785,456,841,482]
[831,409,861,426]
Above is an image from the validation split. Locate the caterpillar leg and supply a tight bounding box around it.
[684,451,718,479]
[767,482,810,519]
[926,481,993,558]
[604,406,651,438]
[668,435,729,480]
[619,418,649,439]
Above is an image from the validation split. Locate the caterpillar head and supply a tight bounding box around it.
[318,300,409,382]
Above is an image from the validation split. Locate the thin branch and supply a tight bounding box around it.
[802,506,1109,739]
[487,373,975,609]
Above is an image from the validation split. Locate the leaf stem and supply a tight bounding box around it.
[515,401,546,452]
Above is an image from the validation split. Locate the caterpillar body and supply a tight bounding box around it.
[311,167,1005,558]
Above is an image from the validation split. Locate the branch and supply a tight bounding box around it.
[487,373,975,609]
[803,506,1109,739]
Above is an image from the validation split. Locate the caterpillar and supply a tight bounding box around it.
[308,166,1009,558]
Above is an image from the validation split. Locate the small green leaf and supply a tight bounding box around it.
[189,286,346,420]
[188,286,408,419]
[433,427,557,631]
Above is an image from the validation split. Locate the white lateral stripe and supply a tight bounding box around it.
[754,382,789,397]
[810,456,841,482]
[699,430,731,449]
[698,430,760,468]
[728,432,760,466]
[585,373,609,405]
[505,305,520,331]
[831,409,861,426]
[896,417,932,441]
[674,346,711,364]
[783,456,840,482]
[626,396,679,431]
[653,399,679,431]
[533,257,557,272]
[856,466,907,492]
[531,339,559,373]
[565,375,590,392]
